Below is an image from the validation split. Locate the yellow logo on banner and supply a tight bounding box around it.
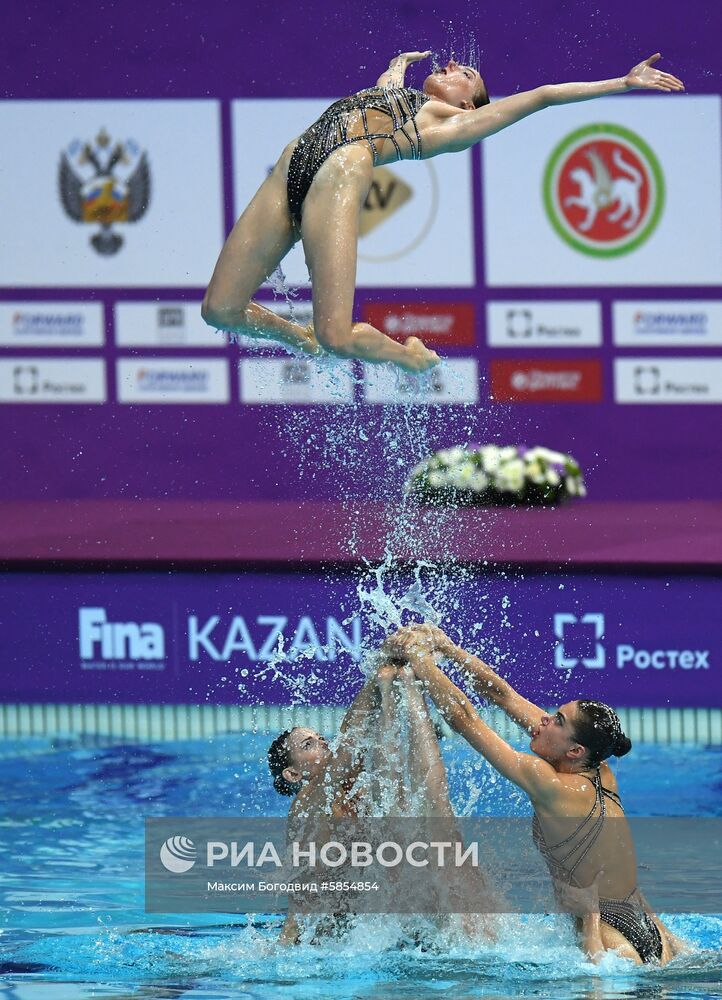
[59,128,151,256]
[359,166,412,237]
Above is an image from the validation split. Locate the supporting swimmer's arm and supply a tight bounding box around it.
[441,54,684,150]
[321,667,392,787]
[338,676,378,735]
[385,625,543,731]
[406,645,556,798]
[376,50,432,88]
[430,626,543,732]
[317,676,379,787]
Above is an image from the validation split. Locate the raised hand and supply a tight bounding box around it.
[625,54,684,92]
[399,50,432,65]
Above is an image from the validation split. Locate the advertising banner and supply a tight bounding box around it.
[117,358,230,404]
[240,358,355,404]
[614,358,722,403]
[0,358,106,403]
[482,96,722,286]
[612,301,722,347]
[115,302,226,348]
[0,302,105,347]
[0,570,718,708]
[486,302,601,348]
[0,100,224,287]
[489,359,603,403]
[364,360,479,404]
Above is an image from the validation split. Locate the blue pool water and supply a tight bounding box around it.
[1,734,720,999]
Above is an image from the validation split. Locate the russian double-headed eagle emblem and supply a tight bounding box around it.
[59,128,151,255]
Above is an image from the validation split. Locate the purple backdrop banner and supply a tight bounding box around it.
[0,0,722,505]
[1,569,719,707]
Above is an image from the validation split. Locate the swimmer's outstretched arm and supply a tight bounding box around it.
[402,640,556,799]
[384,625,543,732]
[438,54,684,151]
[376,50,432,88]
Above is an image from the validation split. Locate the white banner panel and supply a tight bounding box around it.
[0,302,104,347]
[614,358,722,403]
[487,301,601,347]
[364,359,479,404]
[0,101,223,287]
[483,96,722,286]
[613,301,722,347]
[0,358,106,403]
[117,358,229,403]
[231,99,475,287]
[240,358,355,404]
[115,302,226,347]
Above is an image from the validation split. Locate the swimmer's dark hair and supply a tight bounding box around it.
[573,700,632,768]
[473,77,490,108]
[268,729,302,797]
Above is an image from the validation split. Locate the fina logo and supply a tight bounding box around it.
[553,613,605,669]
[79,607,165,661]
[160,836,197,873]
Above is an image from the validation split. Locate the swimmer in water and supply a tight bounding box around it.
[203,52,683,371]
[385,623,688,965]
[268,660,495,944]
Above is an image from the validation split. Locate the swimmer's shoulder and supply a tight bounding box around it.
[599,760,620,793]
[416,96,463,122]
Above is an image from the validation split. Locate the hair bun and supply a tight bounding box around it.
[612,732,632,758]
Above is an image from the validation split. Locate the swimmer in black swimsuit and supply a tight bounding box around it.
[202,51,683,371]
[385,624,688,965]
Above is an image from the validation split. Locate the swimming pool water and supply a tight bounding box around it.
[1,734,720,999]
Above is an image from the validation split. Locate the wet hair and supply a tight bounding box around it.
[473,77,490,108]
[573,701,632,767]
[268,729,302,797]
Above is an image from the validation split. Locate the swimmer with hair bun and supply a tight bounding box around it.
[385,623,688,966]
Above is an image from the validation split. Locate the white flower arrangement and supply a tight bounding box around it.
[406,445,587,506]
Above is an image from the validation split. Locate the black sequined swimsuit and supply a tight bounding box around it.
[286,86,430,228]
[533,770,663,964]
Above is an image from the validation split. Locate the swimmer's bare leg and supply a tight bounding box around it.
[397,666,453,817]
[399,665,497,938]
[202,165,320,356]
[368,664,409,812]
[300,151,440,373]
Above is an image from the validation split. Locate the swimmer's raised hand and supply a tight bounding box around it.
[625,54,684,92]
[377,50,432,88]
[398,50,433,64]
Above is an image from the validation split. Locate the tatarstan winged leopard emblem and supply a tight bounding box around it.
[59,128,151,255]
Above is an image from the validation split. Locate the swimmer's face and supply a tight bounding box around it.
[423,60,484,110]
[281,727,331,785]
[530,702,585,767]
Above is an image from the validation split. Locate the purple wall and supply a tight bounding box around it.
[1,0,721,504]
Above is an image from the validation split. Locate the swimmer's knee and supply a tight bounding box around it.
[314,323,356,358]
[201,292,249,332]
